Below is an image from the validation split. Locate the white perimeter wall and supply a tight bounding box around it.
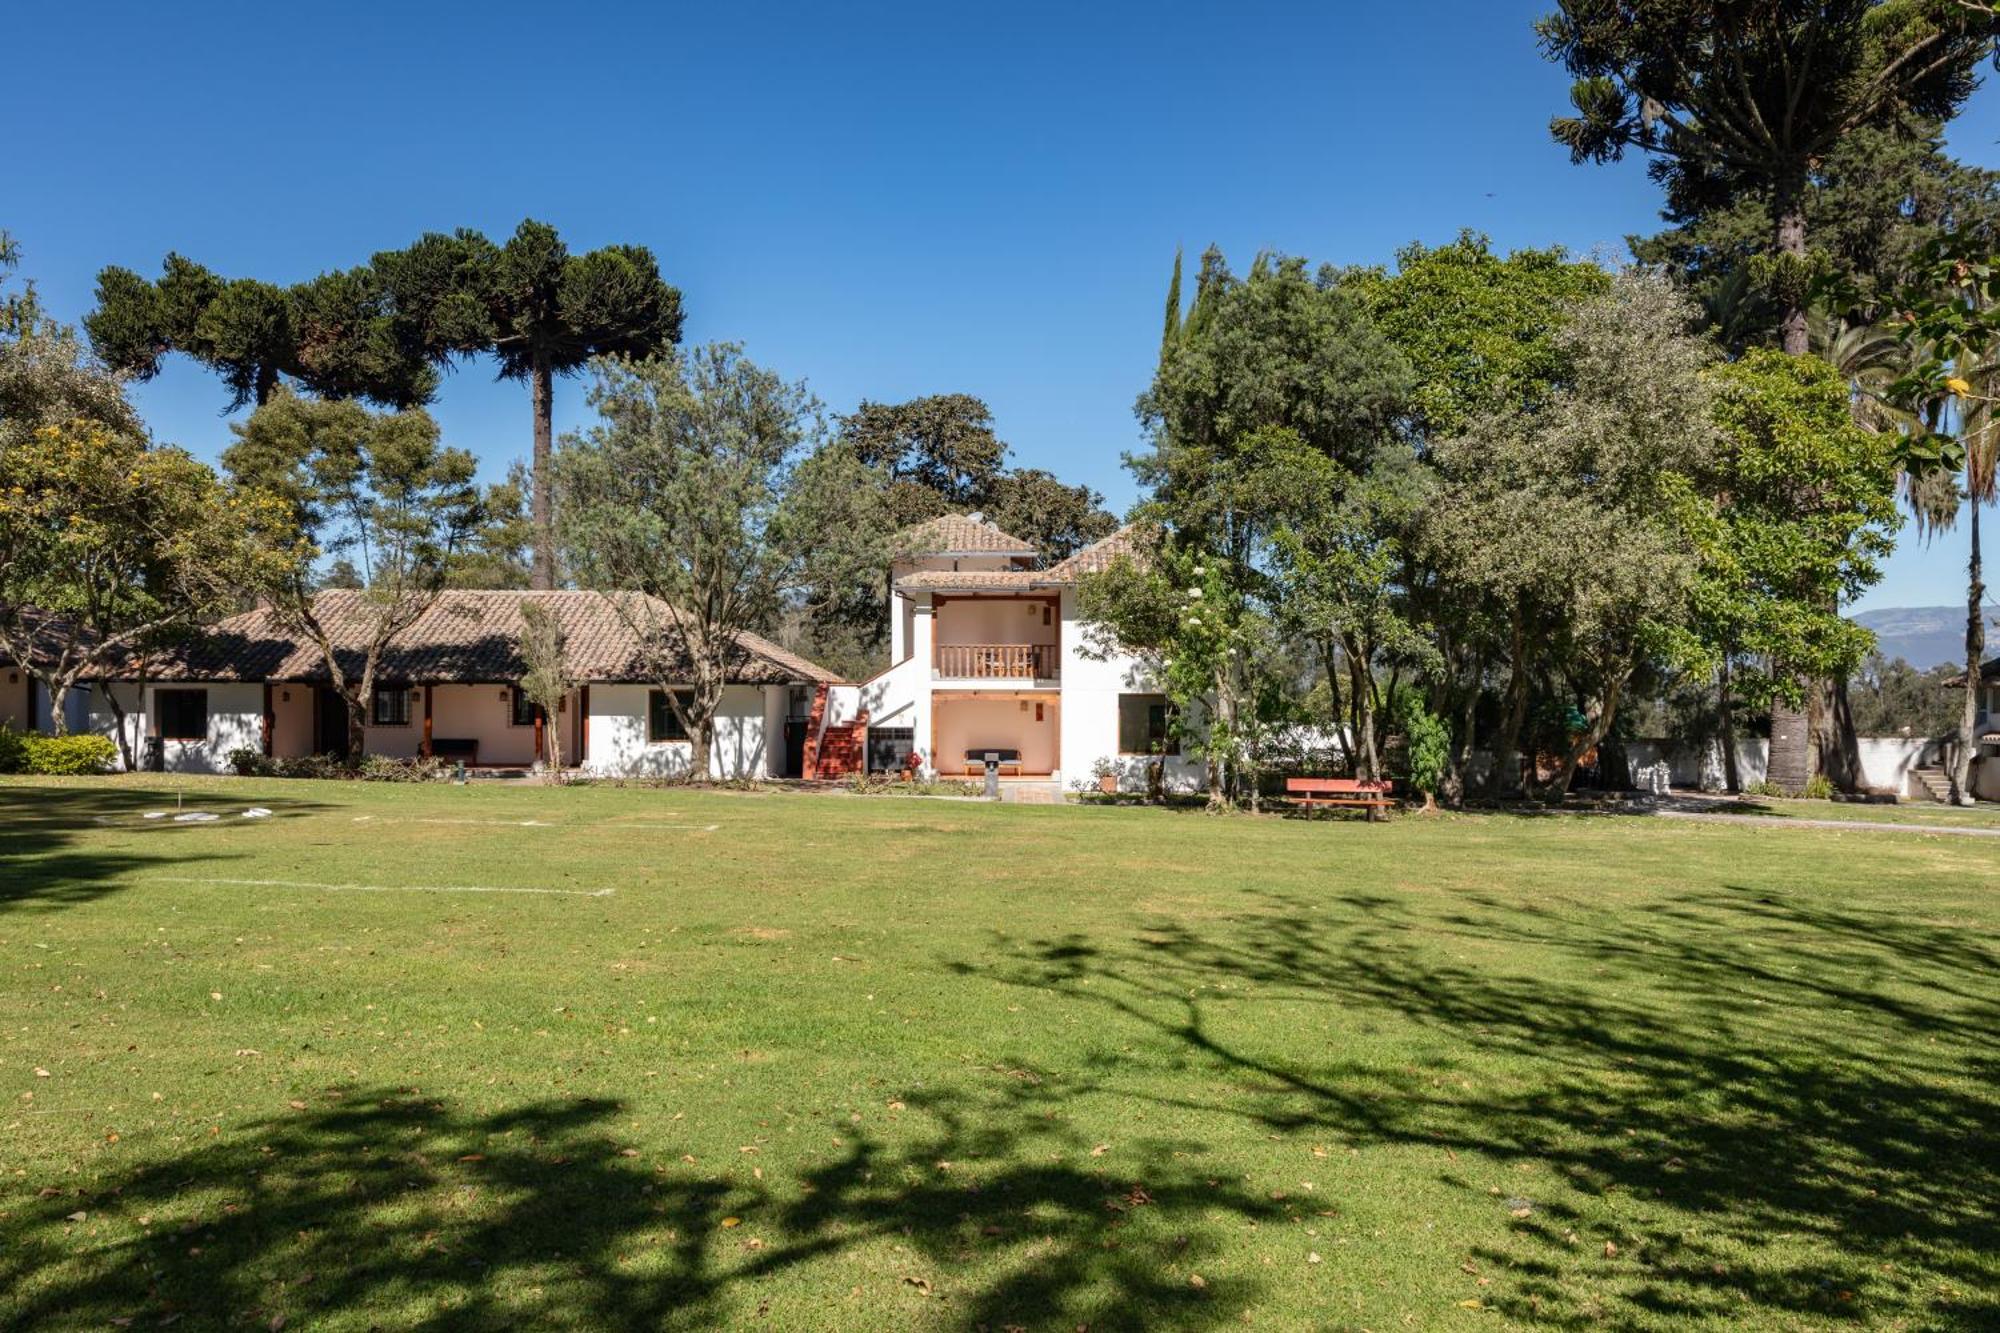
[583,683,778,779]
[1623,736,1943,798]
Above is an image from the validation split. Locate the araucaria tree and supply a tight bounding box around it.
[224,393,485,758]
[447,221,682,590]
[1539,0,1999,792]
[555,345,879,780]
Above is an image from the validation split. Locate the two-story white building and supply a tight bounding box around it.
[811,515,1204,793]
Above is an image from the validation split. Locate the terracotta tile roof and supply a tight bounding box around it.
[1043,524,1146,579]
[97,590,839,686]
[896,513,1038,556]
[893,524,1150,592]
[0,605,98,673]
[894,569,1042,591]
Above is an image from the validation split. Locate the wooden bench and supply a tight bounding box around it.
[1287,777,1393,812]
[429,737,479,764]
[963,749,1024,777]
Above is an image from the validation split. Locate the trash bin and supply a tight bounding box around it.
[143,737,165,773]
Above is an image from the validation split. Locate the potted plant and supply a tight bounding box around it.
[1091,757,1119,794]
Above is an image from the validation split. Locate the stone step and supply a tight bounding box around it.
[1911,767,1953,803]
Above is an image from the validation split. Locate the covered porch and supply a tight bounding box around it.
[264,681,585,769]
[929,690,1060,778]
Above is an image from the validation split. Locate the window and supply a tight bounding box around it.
[156,688,208,741]
[510,686,544,728]
[866,727,915,775]
[371,686,413,727]
[648,689,694,743]
[1117,692,1177,755]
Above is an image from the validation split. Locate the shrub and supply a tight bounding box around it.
[20,733,118,775]
[356,753,448,783]
[227,747,276,777]
[1803,774,1836,801]
[1743,779,1788,798]
[1396,695,1451,809]
[0,725,25,774]
[275,753,347,780]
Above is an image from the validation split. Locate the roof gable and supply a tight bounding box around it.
[896,513,1038,557]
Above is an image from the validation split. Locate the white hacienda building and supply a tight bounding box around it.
[807,515,1204,793]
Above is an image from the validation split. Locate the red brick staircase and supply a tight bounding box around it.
[813,714,868,778]
[800,685,868,779]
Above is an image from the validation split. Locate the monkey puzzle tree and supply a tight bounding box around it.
[452,220,684,590]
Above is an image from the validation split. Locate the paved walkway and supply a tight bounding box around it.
[1653,808,2000,839]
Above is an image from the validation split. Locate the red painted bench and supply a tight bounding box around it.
[1287,777,1394,811]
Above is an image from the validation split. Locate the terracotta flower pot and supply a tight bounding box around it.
[1098,772,1119,794]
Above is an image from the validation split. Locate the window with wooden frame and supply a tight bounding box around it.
[156,688,208,741]
[509,686,545,728]
[1117,693,1178,755]
[371,686,413,727]
[647,689,694,743]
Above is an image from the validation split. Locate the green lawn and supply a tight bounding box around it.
[1696,796,2000,830]
[2,777,1993,1331]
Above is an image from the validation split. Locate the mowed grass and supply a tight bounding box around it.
[2,777,1994,1332]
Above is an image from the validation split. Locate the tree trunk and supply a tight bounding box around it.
[690,718,713,783]
[1349,646,1380,782]
[1821,675,1864,792]
[46,677,71,737]
[1718,658,1740,795]
[1764,183,1818,794]
[1544,669,1628,800]
[1492,600,1530,796]
[1207,662,1234,810]
[345,686,368,762]
[530,354,556,591]
[106,678,136,771]
[1953,498,1984,805]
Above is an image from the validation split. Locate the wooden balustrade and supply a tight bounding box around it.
[934,643,1059,679]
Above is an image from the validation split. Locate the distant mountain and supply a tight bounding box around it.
[1853,605,1984,670]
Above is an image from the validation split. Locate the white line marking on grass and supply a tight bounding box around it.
[614,822,720,831]
[347,816,554,828]
[149,876,614,898]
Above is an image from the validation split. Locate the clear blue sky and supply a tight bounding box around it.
[9,0,1996,612]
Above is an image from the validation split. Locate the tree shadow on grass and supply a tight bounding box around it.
[1,1079,1282,1330]
[0,781,330,913]
[950,885,1999,1329]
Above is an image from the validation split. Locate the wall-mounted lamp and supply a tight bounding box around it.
[498,688,511,703]
[280,689,290,703]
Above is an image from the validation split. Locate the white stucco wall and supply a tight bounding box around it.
[1056,587,1205,793]
[1623,736,1941,798]
[582,683,776,779]
[97,682,266,774]
[934,596,1055,648]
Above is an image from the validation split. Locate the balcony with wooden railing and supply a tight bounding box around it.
[934,643,1060,681]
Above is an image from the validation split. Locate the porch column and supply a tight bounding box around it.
[262,684,274,759]
[579,685,590,767]
[422,685,434,758]
[911,594,935,774]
